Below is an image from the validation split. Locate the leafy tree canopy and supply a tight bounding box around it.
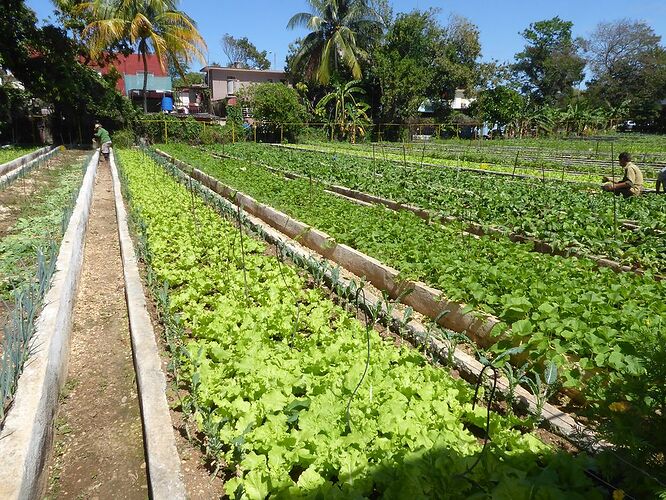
[513,16,586,104]
[221,34,270,70]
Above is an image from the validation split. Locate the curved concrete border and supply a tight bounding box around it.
[0,146,61,186]
[0,151,99,500]
[156,149,500,344]
[110,151,186,499]
[159,153,607,454]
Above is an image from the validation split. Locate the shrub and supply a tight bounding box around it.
[112,129,135,148]
[239,83,307,142]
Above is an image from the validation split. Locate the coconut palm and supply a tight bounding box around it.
[78,0,206,112]
[287,0,381,85]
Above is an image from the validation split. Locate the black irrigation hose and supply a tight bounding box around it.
[455,363,499,482]
[345,288,372,434]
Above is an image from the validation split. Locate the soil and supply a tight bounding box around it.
[45,159,147,499]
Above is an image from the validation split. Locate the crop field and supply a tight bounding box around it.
[213,142,666,274]
[157,142,665,490]
[116,148,611,498]
[284,141,665,188]
[0,149,88,420]
[0,146,40,166]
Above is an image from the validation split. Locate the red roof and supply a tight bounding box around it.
[89,53,168,95]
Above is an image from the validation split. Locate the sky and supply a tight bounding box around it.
[25,0,666,71]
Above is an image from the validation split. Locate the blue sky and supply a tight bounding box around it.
[26,0,666,71]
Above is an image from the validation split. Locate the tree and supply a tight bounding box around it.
[221,34,270,70]
[513,17,586,104]
[78,0,207,112]
[239,83,307,141]
[1,0,136,143]
[584,19,666,125]
[373,10,481,127]
[286,0,382,84]
[315,80,369,141]
[471,86,525,134]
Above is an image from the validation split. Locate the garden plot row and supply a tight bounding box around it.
[211,143,666,275]
[0,146,43,168]
[207,148,662,282]
[0,146,61,188]
[373,136,666,162]
[287,142,663,190]
[117,148,610,499]
[158,144,665,445]
[0,149,90,421]
[0,150,95,499]
[338,141,666,176]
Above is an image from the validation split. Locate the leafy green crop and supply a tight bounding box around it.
[159,143,666,409]
[118,148,605,499]
[215,142,666,274]
[0,147,39,166]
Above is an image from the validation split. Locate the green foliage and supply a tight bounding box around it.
[118,147,604,498]
[239,83,307,141]
[111,128,135,148]
[584,19,666,126]
[471,86,526,131]
[513,17,586,104]
[0,1,137,143]
[287,0,383,84]
[373,10,481,127]
[221,33,270,70]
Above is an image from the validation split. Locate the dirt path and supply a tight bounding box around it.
[46,159,148,499]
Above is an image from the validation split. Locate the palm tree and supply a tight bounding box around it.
[78,0,206,112]
[287,0,381,85]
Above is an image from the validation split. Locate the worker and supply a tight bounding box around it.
[94,123,112,163]
[657,167,666,194]
[602,152,643,197]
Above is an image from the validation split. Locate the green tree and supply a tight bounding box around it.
[584,19,666,126]
[287,0,382,84]
[221,34,270,70]
[77,0,207,112]
[471,86,525,134]
[239,83,307,141]
[513,17,585,104]
[373,10,481,128]
[315,80,369,141]
[0,0,136,143]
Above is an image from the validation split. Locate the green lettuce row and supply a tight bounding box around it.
[159,143,666,405]
[213,142,665,274]
[117,148,603,499]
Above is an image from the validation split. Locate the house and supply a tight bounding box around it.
[90,53,172,111]
[201,65,286,112]
[174,84,207,114]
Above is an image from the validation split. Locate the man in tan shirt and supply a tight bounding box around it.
[602,152,643,197]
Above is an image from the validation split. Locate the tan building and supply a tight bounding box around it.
[201,65,286,108]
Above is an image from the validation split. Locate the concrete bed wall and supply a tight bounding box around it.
[0,151,99,500]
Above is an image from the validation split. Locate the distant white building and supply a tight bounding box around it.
[450,89,474,110]
[418,89,475,114]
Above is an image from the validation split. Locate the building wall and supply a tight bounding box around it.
[205,67,286,101]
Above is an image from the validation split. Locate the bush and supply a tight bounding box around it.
[112,129,135,148]
[239,83,307,142]
[137,114,204,144]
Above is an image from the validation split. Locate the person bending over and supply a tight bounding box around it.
[657,167,666,194]
[94,123,112,162]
